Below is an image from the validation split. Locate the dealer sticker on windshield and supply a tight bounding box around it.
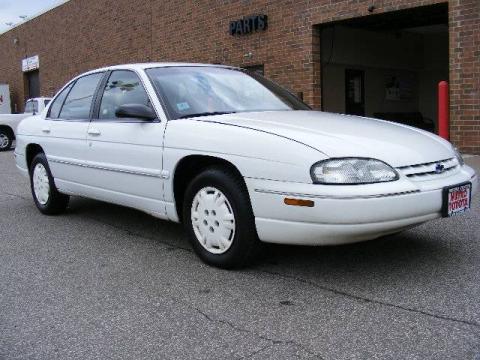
[442,182,472,217]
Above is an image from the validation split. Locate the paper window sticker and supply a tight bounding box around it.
[176,102,190,111]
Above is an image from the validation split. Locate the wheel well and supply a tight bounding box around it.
[26,144,44,171]
[173,155,245,221]
[0,125,14,139]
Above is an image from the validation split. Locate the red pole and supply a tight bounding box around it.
[438,81,449,140]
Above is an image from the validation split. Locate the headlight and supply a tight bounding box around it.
[453,146,464,166]
[311,158,399,184]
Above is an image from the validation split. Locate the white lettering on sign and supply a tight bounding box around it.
[447,184,471,215]
[22,55,39,72]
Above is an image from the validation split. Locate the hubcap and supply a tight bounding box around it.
[33,163,50,205]
[0,133,9,149]
[191,187,236,254]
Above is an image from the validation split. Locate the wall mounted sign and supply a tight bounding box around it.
[22,55,39,72]
[385,72,416,101]
[229,15,267,36]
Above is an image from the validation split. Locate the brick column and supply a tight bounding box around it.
[449,0,480,154]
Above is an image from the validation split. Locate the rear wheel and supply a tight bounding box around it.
[183,167,260,269]
[29,153,69,215]
[0,129,12,151]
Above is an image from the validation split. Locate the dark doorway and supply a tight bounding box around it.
[25,70,40,99]
[345,69,365,116]
[320,3,448,132]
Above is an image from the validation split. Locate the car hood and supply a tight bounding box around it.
[196,110,454,167]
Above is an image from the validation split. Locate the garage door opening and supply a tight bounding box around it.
[320,3,448,133]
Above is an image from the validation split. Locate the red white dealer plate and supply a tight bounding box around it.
[442,182,472,217]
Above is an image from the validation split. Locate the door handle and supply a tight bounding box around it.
[88,128,101,136]
[41,127,50,134]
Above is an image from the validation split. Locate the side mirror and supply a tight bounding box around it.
[115,104,156,121]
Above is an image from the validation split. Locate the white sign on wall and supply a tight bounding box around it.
[22,55,39,72]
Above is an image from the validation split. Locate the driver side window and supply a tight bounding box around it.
[98,70,152,120]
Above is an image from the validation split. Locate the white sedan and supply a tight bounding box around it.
[14,63,478,268]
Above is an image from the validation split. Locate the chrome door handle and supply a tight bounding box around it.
[88,128,101,136]
[41,127,50,134]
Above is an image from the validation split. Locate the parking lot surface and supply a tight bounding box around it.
[1,151,479,359]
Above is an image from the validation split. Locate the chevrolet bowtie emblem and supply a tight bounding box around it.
[435,163,445,174]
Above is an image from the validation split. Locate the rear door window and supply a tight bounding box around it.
[48,83,74,119]
[59,72,104,120]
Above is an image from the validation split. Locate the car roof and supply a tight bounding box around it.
[81,62,238,76]
[27,97,52,101]
[54,63,244,99]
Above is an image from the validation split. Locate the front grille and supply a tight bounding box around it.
[396,158,459,181]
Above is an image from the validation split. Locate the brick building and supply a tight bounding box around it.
[0,0,478,153]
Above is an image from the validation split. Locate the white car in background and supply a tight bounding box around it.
[0,97,51,151]
[14,63,478,268]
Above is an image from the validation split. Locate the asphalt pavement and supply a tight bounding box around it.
[1,150,479,359]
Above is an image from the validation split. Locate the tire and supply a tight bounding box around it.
[29,153,69,215]
[183,166,261,269]
[0,128,13,151]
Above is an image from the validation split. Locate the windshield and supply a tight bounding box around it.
[146,66,310,119]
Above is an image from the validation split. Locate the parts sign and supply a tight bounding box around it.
[229,15,267,36]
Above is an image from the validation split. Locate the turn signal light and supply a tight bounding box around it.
[284,198,314,207]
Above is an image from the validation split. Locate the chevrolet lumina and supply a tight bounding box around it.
[15,63,478,268]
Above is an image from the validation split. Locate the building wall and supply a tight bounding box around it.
[448,0,480,153]
[0,0,478,153]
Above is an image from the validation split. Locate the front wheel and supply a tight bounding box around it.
[0,129,12,151]
[183,167,260,269]
[29,153,69,215]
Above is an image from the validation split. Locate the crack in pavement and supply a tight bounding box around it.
[259,268,480,330]
[191,304,324,360]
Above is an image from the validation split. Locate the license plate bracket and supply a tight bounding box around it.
[442,182,472,218]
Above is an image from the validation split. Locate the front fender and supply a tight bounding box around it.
[163,119,327,203]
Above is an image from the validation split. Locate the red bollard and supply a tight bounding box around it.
[438,81,449,140]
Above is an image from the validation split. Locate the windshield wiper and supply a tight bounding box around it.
[178,111,236,119]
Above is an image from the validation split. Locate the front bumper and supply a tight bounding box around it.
[246,165,478,245]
